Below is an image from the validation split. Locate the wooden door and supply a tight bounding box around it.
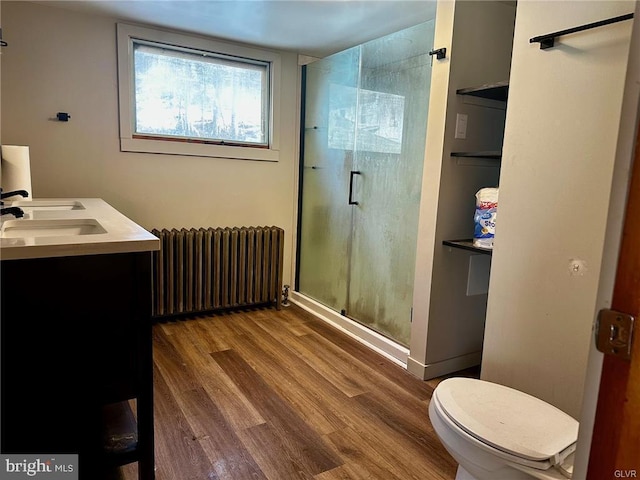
[586,95,640,478]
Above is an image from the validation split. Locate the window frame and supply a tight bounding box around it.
[116,23,281,162]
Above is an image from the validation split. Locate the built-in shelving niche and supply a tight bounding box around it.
[444,81,508,254]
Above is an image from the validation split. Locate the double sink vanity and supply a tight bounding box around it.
[0,198,158,259]
[0,198,159,479]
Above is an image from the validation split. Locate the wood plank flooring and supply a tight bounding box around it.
[110,304,480,480]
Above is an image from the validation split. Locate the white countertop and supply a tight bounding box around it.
[0,198,160,261]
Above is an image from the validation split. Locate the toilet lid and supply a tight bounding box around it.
[433,377,579,462]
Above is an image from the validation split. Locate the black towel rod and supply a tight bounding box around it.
[530,12,634,50]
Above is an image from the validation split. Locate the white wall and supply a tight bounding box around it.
[482,0,634,419]
[409,0,454,377]
[0,1,300,286]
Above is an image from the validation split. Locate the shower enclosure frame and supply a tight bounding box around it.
[293,22,435,366]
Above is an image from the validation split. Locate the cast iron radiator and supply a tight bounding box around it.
[150,226,284,319]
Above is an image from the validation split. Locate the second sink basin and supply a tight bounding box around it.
[0,218,107,238]
[9,200,85,211]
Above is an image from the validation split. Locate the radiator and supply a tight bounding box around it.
[150,226,284,318]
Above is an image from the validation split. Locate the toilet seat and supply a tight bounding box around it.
[432,378,579,471]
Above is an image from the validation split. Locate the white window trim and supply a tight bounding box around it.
[116,23,281,162]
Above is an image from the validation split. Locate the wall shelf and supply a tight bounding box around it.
[443,239,493,255]
[456,81,509,101]
[451,151,502,159]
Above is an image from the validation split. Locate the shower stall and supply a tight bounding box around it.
[296,20,435,363]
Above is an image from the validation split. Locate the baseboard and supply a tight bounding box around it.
[290,292,409,368]
[407,352,482,380]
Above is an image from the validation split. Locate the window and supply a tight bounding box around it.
[117,23,281,161]
[133,42,269,146]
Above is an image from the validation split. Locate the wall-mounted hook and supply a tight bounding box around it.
[428,47,447,60]
[56,112,71,122]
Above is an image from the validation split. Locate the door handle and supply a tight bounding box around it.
[349,170,361,205]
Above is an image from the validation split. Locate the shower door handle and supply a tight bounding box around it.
[349,170,361,205]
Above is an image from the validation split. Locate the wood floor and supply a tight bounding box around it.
[111,303,479,480]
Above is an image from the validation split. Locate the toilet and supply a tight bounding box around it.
[428,377,579,480]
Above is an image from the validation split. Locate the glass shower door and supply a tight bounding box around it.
[297,47,360,313]
[348,22,434,346]
[298,21,435,348]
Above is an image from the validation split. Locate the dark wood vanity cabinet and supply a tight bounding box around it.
[1,251,155,480]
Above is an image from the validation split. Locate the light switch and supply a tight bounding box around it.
[455,113,468,139]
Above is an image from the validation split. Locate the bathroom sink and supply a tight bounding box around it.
[9,200,85,210]
[0,218,107,238]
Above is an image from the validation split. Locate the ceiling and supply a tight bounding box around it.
[38,0,438,58]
